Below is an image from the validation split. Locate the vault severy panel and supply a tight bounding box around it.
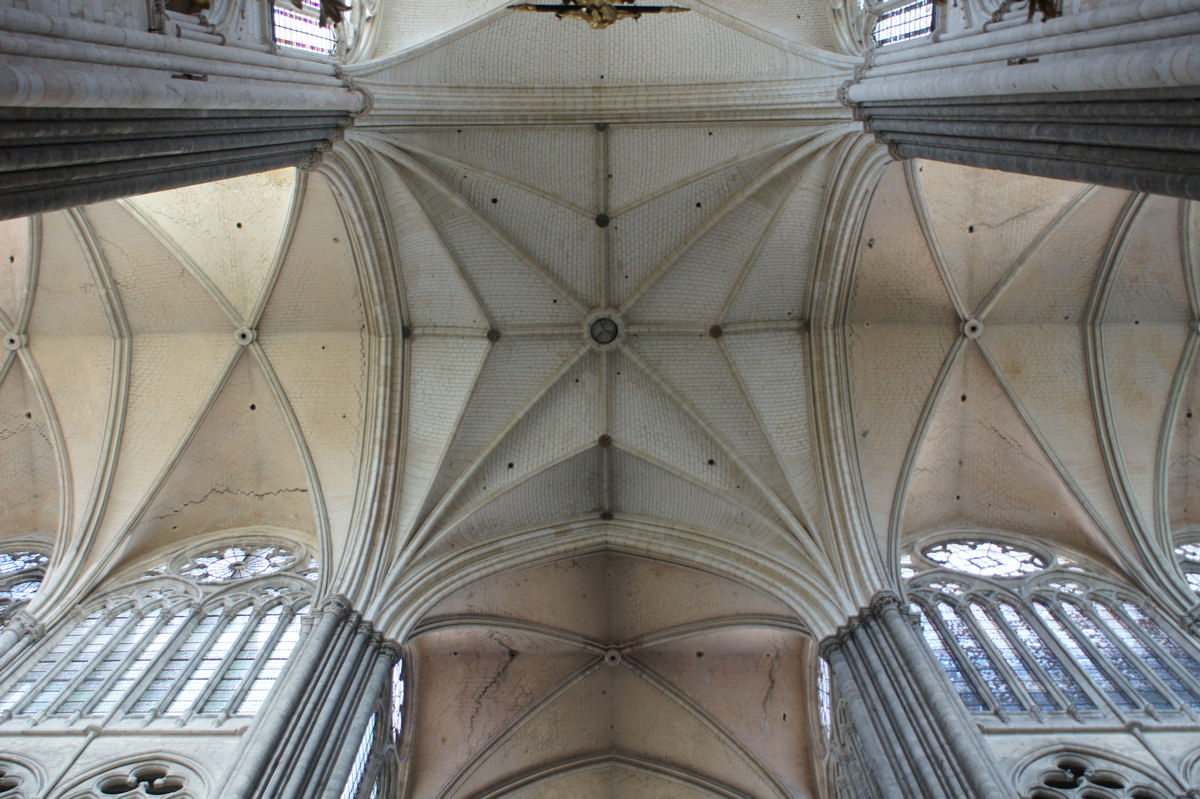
[849,159,1172,577]
[379,121,835,578]
[366,0,839,65]
[120,348,317,565]
[0,217,30,324]
[915,160,1087,316]
[363,6,843,88]
[0,359,60,542]
[408,552,813,799]
[122,169,296,323]
[900,342,1106,555]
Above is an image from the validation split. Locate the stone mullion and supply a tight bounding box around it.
[956,599,1039,717]
[179,605,267,722]
[40,607,143,720]
[149,607,236,718]
[223,602,300,720]
[978,600,1075,716]
[0,612,96,713]
[1112,602,1200,698]
[77,604,176,719]
[1079,598,1194,716]
[1042,600,1147,713]
[923,598,1007,719]
[1019,599,1123,718]
[108,603,206,723]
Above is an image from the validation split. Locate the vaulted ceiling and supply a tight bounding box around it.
[2,2,1199,797]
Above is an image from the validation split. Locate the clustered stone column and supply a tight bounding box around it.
[0,6,368,220]
[845,0,1200,199]
[223,596,399,799]
[820,594,1008,799]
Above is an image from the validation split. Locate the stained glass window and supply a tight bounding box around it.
[818,658,831,738]
[0,594,309,722]
[274,0,337,55]
[1033,601,1137,709]
[996,601,1094,710]
[872,0,935,46]
[916,606,987,710]
[968,602,1057,710]
[178,545,297,584]
[0,551,49,625]
[1175,543,1200,594]
[391,659,405,739]
[923,540,1048,578]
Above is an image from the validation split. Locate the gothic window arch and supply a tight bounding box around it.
[1016,750,1176,799]
[904,538,1200,720]
[57,755,204,799]
[1174,540,1200,594]
[0,551,49,627]
[0,537,317,726]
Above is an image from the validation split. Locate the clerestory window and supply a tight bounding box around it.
[906,538,1200,719]
[0,538,316,724]
[274,0,338,55]
[0,551,48,626]
[871,0,935,46]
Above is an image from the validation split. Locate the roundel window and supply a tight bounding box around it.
[922,540,1048,578]
[175,543,299,584]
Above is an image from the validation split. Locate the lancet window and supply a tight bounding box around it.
[0,537,316,725]
[905,539,1200,720]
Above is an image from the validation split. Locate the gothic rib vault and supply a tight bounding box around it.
[1,0,1200,796]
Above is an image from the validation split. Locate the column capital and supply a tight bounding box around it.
[819,591,906,658]
[5,609,43,641]
[319,594,354,620]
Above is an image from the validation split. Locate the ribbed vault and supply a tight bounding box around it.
[849,159,1200,607]
[407,552,816,799]
[0,170,374,615]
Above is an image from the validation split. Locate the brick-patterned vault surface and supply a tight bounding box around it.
[360,123,864,626]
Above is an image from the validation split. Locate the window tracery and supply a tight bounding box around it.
[905,538,1200,719]
[1018,752,1173,799]
[149,540,312,584]
[1175,541,1200,593]
[0,551,48,626]
[0,538,317,725]
[922,540,1049,578]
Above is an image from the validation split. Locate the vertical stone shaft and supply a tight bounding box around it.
[845,0,1200,199]
[821,594,1008,799]
[223,598,399,799]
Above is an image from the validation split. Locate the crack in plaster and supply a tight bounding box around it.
[468,633,521,744]
[150,486,309,520]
